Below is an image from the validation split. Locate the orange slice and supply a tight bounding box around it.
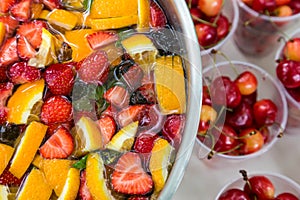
[9,121,48,178]
[149,138,174,193]
[16,168,52,200]
[64,29,95,62]
[47,9,78,30]
[0,22,5,46]
[58,168,80,200]
[154,56,186,115]
[86,153,113,200]
[32,156,76,196]
[38,9,50,20]
[87,15,138,30]
[7,79,45,124]
[89,0,138,19]
[137,0,151,30]
[0,144,14,175]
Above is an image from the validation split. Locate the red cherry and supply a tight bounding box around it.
[234,71,258,95]
[210,76,242,108]
[202,85,212,106]
[239,128,264,154]
[210,14,230,40]
[241,91,258,106]
[289,0,300,14]
[134,132,159,154]
[276,192,299,200]
[211,124,239,153]
[190,7,203,24]
[276,60,300,89]
[287,87,300,102]
[252,0,277,12]
[275,0,291,6]
[243,175,275,199]
[198,105,217,134]
[197,0,223,17]
[253,99,277,127]
[218,188,251,200]
[195,23,218,48]
[186,0,199,8]
[283,38,300,62]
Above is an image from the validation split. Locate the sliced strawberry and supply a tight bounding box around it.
[0,0,16,13]
[0,16,19,38]
[0,37,19,67]
[0,107,8,124]
[44,63,75,96]
[162,114,185,147]
[17,35,36,60]
[0,167,23,186]
[79,170,93,200]
[7,62,41,84]
[111,152,153,195]
[0,66,8,83]
[133,132,159,154]
[116,105,146,127]
[150,1,167,28]
[121,65,144,91]
[97,114,116,145]
[104,86,130,108]
[10,0,32,22]
[17,20,47,49]
[42,0,61,10]
[40,126,74,159]
[0,82,13,106]
[40,95,73,124]
[130,83,157,105]
[78,50,110,84]
[86,31,119,50]
[46,121,73,137]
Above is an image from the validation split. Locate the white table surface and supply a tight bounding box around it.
[173,26,300,200]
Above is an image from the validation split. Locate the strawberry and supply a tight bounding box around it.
[133,132,159,154]
[46,121,73,137]
[97,114,116,145]
[104,86,130,108]
[0,0,16,13]
[0,82,13,107]
[121,65,144,91]
[79,170,93,200]
[44,63,75,96]
[17,35,36,60]
[111,152,153,195]
[0,107,8,124]
[17,20,47,49]
[78,50,110,84]
[40,95,73,124]
[10,0,32,22]
[0,167,23,186]
[0,66,8,83]
[150,1,167,28]
[128,197,149,200]
[116,105,146,127]
[0,37,19,67]
[42,0,61,10]
[7,62,41,84]
[40,126,74,159]
[86,31,119,50]
[0,16,19,38]
[162,114,185,147]
[130,83,157,105]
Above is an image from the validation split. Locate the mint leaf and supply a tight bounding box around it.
[72,155,88,170]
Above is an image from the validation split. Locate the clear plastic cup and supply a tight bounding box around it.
[233,1,300,56]
[196,61,288,164]
[275,28,300,134]
[200,0,239,67]
[215,171,300,200]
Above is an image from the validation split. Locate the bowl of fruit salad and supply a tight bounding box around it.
[234,0,300,56]
[0,0,202,199]
[186,0,239,67]
[216,170,300,200]
[275,28,300,133]
[197,60,288,162]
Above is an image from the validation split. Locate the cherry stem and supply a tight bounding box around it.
[192,15,217,27]
[210,49,239,76]
[188,0,192,9]
[207,143,243,159]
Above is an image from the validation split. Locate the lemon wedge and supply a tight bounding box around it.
[149,138,174,193]
[0,144,14,175]
[0,185,9,200]
[17,168,52,200]
[106,121,138,152]
[86,153,113,200]
[154,56,186,115]
[58,168,80,200]
[87,15,138,30]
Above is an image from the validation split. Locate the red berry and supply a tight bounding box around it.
[17,35,37,61]
[79,170,93,200]
[8,62,41,84]
[239,128,264,154]
[162,114,185,144]
[234,71,258,95]
[218,188,250,200]
[276,192,299,200]
[150,1,167,28]
[0,82,14,107]
[198,0,223,17]
[276,60,300,89]
[195,23,218,48]
[10,0,31,22]
[134,132,159,154]
[104,86,130,109]
[97,114,117,145]
[0,37,19,67]
[86,31,119,50]
[243,175,275,199]
[0,167,23,186]
[0,16,19,38]
[0,0,16,13]
[0,107,8,124]
[253,99,277,126]
[211,124,239,153]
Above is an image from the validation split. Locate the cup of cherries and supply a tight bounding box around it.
[216,170,300,200]
[185,0,239,66]
[275,28,300,132]
[197,61,288,161]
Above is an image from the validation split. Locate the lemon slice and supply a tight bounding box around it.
[154,56,186,115]
[149,138,174,193]
[28,28,59,68]
[47,9,78,30]
[58,168,80,200]
[86,153,113,200]
[0,22,5,46]
[9,121,47,178]
[73,116,103,156]
[0,144,14,175]
[0,185,9,200]
[87,15,138,30]
[17,168,52,200]
[105,121,138,152]
[7,79,45,124]
[137,0,150,30]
